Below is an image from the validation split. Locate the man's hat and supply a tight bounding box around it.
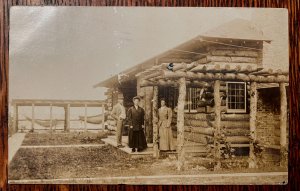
[132,96,141,101]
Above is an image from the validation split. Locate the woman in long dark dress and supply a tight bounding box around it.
[127,96,147,152]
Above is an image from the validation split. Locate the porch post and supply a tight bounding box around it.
[249,81,258,168]
[213,80,221,170]
[152,86,159,158]
[84,104,87,131]
[102,104,105,130]
[145,87,154,143]
[12,103,18,134]
[279,83,287,167]
[177,77,186,171]
[50,103,53,132]
[31,103,35,132]
[64,104,70,132]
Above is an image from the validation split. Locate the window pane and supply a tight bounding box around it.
[227,82,246,111]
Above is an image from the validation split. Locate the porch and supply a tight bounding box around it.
[101,133,212,157]
[138,61,288,170]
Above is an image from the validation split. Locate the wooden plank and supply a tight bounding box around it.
[177,77,186,170]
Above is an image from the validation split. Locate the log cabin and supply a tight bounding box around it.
[94,19,289,169]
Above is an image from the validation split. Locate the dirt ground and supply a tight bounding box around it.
[9,144,286,181]
[9,131,287,184]
[21,131,110,145]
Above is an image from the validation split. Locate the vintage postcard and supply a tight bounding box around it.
[8,7,288,185]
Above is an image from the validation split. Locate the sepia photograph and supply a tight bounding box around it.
[8,7,288,185]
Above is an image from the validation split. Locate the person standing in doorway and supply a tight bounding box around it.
[111,94,126,148]
[127,96,147,152]
[158,99,175,151]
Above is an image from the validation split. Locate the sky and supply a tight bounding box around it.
[9,7,288,117]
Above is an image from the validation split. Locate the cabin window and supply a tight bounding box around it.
[226,82,246,113]
[159,87,202,113]
[172,87,203,113]
[185,88,202,113]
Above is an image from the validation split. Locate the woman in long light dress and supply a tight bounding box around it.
[158,99,176,151]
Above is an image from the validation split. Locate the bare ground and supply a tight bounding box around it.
[9,132,287,184]
[21,131,111,145]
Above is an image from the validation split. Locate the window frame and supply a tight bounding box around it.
[226,82,247,113]
[172,87,201,113]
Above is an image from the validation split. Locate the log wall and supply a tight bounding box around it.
[195,46,262,66]
[172,113,250,148]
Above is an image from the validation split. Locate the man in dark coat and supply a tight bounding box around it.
[127,96,147,152]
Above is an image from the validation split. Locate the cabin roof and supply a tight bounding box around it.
[94,19,271,88]
[200,18,271,41]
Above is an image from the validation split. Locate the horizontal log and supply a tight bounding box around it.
[194,57,209,65]
[206,55,231,62]
[185,119,214,127]
[221,121,250,129]
[221,114,250,121]
[249,68,273,75]
[205,106,227,113]
[220,144,250,148]
[185,126,214,136]
[162,70,289,83]
[225,128,249,136]
[184,113,250,122]
[210,62,262,73]
[230,56,258,63]
[186,62,198,71]
[173,63,187,71]
[189,64,217,72]
[139,79,210,88]
[140,79,176,87]
[184,131,214,144]
[185,113,215,121]
[210,49,259,57]
[143,71,162,80]
[226,136,249,144]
